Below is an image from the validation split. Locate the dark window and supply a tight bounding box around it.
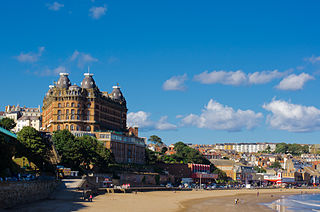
[86,126,91,131]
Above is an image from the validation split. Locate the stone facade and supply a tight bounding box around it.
[42,73,127,133]
[42,72,146,164]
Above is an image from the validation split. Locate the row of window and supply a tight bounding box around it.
[58,103,91,108]
[57,110,90,120]
[57,125,91,131]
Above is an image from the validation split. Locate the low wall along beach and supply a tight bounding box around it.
[0,180,60,209]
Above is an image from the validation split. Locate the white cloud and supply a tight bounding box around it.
[70,50,98,68]
[89,5,107,19]
[263,99,320,132]
[33,66,66,76]
[127,111,177,131]
[47,2,64,11]
[248,70,285,84]
[194,70,247,86]
[162,74,187,91]
[181,99,263,132]
[305,55,320,64]
[194,69,288,86]
[276,73,314,90]
[16,47,45,63]
[155,116,177,130]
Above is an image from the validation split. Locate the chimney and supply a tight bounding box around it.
[128,127,139,137]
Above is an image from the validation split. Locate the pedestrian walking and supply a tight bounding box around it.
[89,194,93,202]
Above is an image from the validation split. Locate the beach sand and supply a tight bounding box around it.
[10,188,320,212]
[78,189,320,212]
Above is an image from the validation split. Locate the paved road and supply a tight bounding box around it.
[8,179,87,212]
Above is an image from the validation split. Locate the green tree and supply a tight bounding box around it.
[253,166,266,173]
[145,148,157,164]
[269,161,282,169]
[0,118,16,131]
[173,142,210,164]
[275,143,288,154]
[161,146,168,155]
[275,143,309,156]
[17,126,51,170]
[52,131,114,171]
[148,135,163,147]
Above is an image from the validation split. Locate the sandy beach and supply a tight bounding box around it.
[10,188,320,212]
[78,188,320,212]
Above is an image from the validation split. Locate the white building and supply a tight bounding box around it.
[215,142,277,153]
[5,105,41,132]
[16,116,41,132]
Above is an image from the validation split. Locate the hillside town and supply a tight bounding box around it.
[1,72,320,210]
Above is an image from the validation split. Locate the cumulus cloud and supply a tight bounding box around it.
[15,47,45,63]
[127,111,177,131]
[89,5,107,19]
[163,74,187,91]
[194,69,287,86]
[305,55,320,64]
[194,70,247,86]
[276,73,314,90]
[47,2,64,11]
[70,50,98,68]
[248,70,285,84]
[263,99,320,132]
[33,66,66,76]
[181,99,263,132]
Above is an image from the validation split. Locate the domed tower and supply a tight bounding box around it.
[56,73,71,88]
[81,73,96,89]
[110,84,126,103]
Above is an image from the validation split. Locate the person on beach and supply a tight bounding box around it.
[234,198,238,204]
[257,191,259,197]
[89,194,93,202]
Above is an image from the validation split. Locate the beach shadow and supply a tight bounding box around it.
[4,181,89,212]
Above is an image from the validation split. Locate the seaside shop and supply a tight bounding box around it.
[188,164,218,184]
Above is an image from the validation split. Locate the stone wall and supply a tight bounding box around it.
[0,180,60,209]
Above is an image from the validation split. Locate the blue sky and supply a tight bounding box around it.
[1,0,320,144]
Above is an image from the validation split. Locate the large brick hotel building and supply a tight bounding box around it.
[42,73,146,164]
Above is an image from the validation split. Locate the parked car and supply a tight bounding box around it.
[166,183,173,188]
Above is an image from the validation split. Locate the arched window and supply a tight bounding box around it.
[86,126,91,131]
[87,111,90,120]
[77,103,80,108]
[57,125,60,131]
[66,103,69,107]
[58,103,61,108]
[76,125,80,131]
[71,109,75,120]
[71,103,75,107]
[65,125,69,130]
[70,125,74,131]
[57,110,61,120]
